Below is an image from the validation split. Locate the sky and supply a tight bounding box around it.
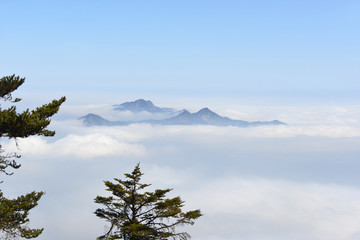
[1,1,360,240]
[1,0,360,100]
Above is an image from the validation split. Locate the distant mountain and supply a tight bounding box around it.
[79,113,128,126]
[113,99,176,113]
[159,108,250,126]
[149,108,283,127]
[80,108,286,127]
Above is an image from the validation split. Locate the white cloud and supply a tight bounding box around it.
[126,123,360,139]
[182,177,360,240]
[54,134,146,159]
[4,134,146,159]
[4,122,360,162]
[237,125,360,138]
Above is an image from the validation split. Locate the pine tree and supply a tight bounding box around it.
[94,164,202,240]
[0,74,66,238]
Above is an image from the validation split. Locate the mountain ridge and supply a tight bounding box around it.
[79,100,286,127]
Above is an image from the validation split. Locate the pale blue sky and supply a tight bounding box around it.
[1,0,359,101]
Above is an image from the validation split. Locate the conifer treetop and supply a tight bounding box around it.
[0,74,66,139]
[95,164,202,240]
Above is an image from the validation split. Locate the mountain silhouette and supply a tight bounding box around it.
[157,108,280,126]
[80,106,286,127]
[113,99,175,113]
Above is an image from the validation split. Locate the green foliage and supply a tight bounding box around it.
[95,164,202,240]
[0,75,24,103]
[0,74,66,174]
[0,191,44,239]
[0,74,65,238]
[0,75,66,139]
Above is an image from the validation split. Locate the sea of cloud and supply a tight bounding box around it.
[2,103,360,239]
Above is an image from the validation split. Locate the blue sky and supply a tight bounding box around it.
[2,1,360,240]
[1,0,359,100]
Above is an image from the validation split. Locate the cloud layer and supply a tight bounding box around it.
[4,134,145,159]
[2,103,360,240]
[4,121,360,161]
[184,178,360,240]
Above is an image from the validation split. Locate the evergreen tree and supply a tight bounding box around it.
[0,74,66,238]
[94,164,202,240]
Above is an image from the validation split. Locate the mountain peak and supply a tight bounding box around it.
[195,108,219,117]
[177,110,191,115]
[197,107,212,114]
[113,99,170,113]
[79,113,110,126]
[134,99,148,102]
[80,113,104,119]
[133,99,153,105]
